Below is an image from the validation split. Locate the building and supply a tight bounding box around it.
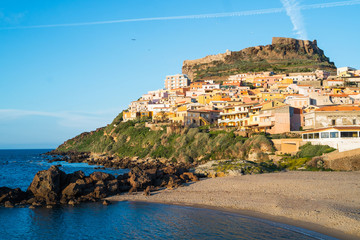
[171,106,219,126]
[202,83,220,90]
[218,104,254,128]
[287,72,317,82]
[329,94,353,104]
[284,95,310,109]
[258,105,292,134]
[165,74,190,90]
[323,79,345,87]
[337,67,357,76]
[315,70,330,80]
[218,102,295,134]
[302,127,360,152]
[190,81,205,90]
[308,92,333,106]
[303,105,360,130]
[123,111,153,121]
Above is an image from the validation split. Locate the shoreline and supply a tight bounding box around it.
[112,199,347,240]
[107,171,360,240]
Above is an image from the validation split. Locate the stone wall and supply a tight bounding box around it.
[322,148,360,171]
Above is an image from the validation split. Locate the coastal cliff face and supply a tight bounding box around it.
[182,37,336,80]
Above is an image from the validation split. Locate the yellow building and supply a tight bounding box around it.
[218,104,254,128]
[260,92,284,102]
[281,78,294,85]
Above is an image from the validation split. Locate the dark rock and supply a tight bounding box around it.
[128,167,154,190]
[128,186,137,195]
[116,173,129,181]
[90,172,114,182]
[65,171,85,185]
[0,187,29,206]
[103,200,110,206]
[180,172,199,182]
[32,201,43,208]
[144,186,151,196]
[61,181,86,200]
[106,180,120,194]
[27,165,66,203]
[4,201,14,208]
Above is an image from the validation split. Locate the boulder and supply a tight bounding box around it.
[27,165,66,204]
[0,187,29,205]
[90,172,114,182]
[61,181,86,200]
[65,170,85,185]
[143,186,151,196]
[128,167,153,189]
[180,172,199,182]
[106,180,120,194]
[4,201,14,208]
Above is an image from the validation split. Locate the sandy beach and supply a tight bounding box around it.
[108,171,360,239]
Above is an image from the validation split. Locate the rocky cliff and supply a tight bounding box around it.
[182,37,336,81]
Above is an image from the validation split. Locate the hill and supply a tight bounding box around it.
[182,37,336,81]
[55,116,275,163]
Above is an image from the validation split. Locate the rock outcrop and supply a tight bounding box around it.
[182,37,336,80]
[0,187,29,207]
[1,157,198,208]
[27,165,66,205]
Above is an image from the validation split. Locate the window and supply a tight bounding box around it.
[331,119,336,125]
[314,133,320,139]
[340,132,358,138]
[308,133,314,139]
[330,132,339,138]
[353,119,356,125]
[321,132,329,138]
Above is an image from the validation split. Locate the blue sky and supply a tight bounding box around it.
[1,0,359,149]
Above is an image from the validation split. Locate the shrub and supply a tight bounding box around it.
[296,143,336,158]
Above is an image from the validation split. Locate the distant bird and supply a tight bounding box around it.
[131,38,136,41]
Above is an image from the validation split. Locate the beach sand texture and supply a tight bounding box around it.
[108,171,360,239]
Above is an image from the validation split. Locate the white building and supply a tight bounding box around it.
[302,127,360,152]
[287,72,317,82]
[337,67,357,76]
[202,83,221,90]
[164,74,190,90]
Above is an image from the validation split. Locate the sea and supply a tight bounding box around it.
[0,149,338,240]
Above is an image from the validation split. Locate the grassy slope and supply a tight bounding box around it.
[56,118,275,163]
[194,59,335,80]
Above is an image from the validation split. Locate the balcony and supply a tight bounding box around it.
[218,118,242,124]
[258,112,272,118]
[220,110,248,116]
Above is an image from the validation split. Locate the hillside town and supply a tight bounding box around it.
[123,67,360,153]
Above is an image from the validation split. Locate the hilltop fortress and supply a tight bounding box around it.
[182,37,335,80]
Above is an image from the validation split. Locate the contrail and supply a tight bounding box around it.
[1,0,359,30]
[281,0,308,40]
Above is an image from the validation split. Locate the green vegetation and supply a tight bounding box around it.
[194,58,335,80]
[57,118,336,172]
[213,160,280,174]
[57,120,275,163]
[279,143,336,170]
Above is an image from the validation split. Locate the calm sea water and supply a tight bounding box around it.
[0,150,337,240]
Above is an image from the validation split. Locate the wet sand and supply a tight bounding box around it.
[108,171,360,239]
